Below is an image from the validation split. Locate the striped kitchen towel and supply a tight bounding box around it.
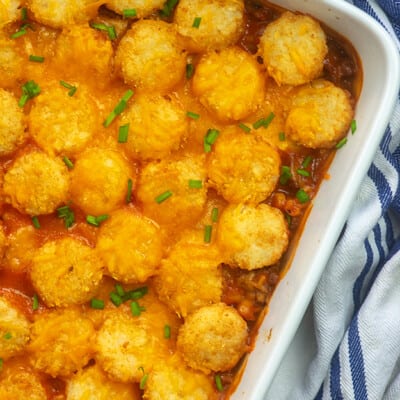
[291,1,400,399]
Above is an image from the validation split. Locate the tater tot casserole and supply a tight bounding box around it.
[0,0,361,398]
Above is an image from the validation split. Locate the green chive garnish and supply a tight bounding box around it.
[192,17,201,28]
[3,332,12,340]
[32,294,39,310]
[118,123,130,143]
[130,300,144,316]
[279,132,286,141]
[351,119,357,134]
[204,225,212,243]
[160,0,178,17]
[115,283,125,297]
[90,22,117,40]
[62,156,74,169]
[126,178,133,203]
[211,207,219,223]
[21,7,28,21]
[335,137,348,149]
[110,292,123,307]
[90,298,105,309]
[238,123,251,133]
[279,165,292,185]
[139,372,149,390]
[302,155,313,168]
[32,216,40,229]
[103,90,134,127]
[29,55,44,63]
[123,8,137,18]
[188,179,202,189]
[59,80,77,96]
[204,128,220,152]
[164,324,171,339]
[18,80,40,107]
[297,169,310,177]
[86,214,109,227]
[215,374,224,391]
[10,29,28,39]
[155,190,173,204]
[296,189,310,204]
[186,111,200,120]
[186,63,194,79]
[252,112,275,129]
[57,205,75,228]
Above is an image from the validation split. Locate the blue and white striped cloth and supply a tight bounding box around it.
[37,1,399,398]
[285,1,400,399]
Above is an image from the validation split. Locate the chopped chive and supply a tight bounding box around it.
[90,298,105,309]
[123,286,148,301]
[285,213,292,226]
[3,332,12,340]
[62,156,74,169]
[160,0,178,17]
[186,63,194,79]
[86,214,109,227]
[126,178,133,203]
[103,90,134,127]
[139,372,149,390]
[188,179,202,189]
[351,119,357,134]
[204,128,220,152]
[302,155,313,168]
[18,80,40,107]
[204,225,212,243]
[10,29,27,39]
[238,123,251,133]
[296,189,310,204]
[155,190,172,204]
[279,165,292,185]
[90,22,117,40]
[115,283,125,297]
[32,294,39,310]
[32,216,40,229]
[123,8,137,18]
[164,324,171,339]
[118,123,130,143]
[130,300,143,316]
[186,111,200,120]
[297,169,310,177]
[192,17,202,28]
[59,80,77,96]
[211,207,219,222]
[29,55,44,63]
[252,112,275,129]
[21,7,28,21]
[215,374,224,391]
[108,25,117,40]
[278,132,286,141]
[57,205,75,228]
[110,291,123,307]
[335,137,348,149]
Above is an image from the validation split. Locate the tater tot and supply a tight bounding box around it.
[27,0,100,28]
[192,47,265,121]
[106,0,165,17]
[0,296,30,360]
[136,155,207,229]
[119,92,188,160]
[96,208,163,283]
[177,303,248,373]
[54,25,114,85]
[3,151,69,216]
[70,147,134,215]
[28,308,95,377]
[207,126,281,204]
[29,83,99,156]
[30,236,103,307]
[143,354,217,400]
[259,11,328,86]
[95,307,171,383]
[285,79,354,148]
[4,225,38,273]
[115,20,186,92]
[66,364,141,400]
[0,359,47,400]
[0,0,21,25]
[0,89,26,156]
[0,35,24,89]
[174,0,244,52]
[217,203,289,270]
[154,230,223,317]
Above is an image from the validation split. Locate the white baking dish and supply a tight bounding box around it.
[232,1,400,398]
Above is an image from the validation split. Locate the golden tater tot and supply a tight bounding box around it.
[0,0,21,25]
[285,79,354,148]
[192,47,265,121]
[29,83,99,156]
[0,359,47,400]
[116,19,186,93]
[96,208,163,283]
[106,0,165,18]
[0,35,24,89]
[30,236,104,307]
[143,354,217,400]
[53,25,114,86]
[174,0,244,52]
[0,296,30,360]
[259,11,328,86]
[217,203,289,270]
[3,151,69,216]
[136,155,207,229]
[27,0,100,28]
[28,308,95,377]
[154,230,223,318]
[207,127,281,204]
[70,147,134,215]
[66,364,141,400]
[177,303,248,373]
[119,93,188,160]
[0,89,26,156]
